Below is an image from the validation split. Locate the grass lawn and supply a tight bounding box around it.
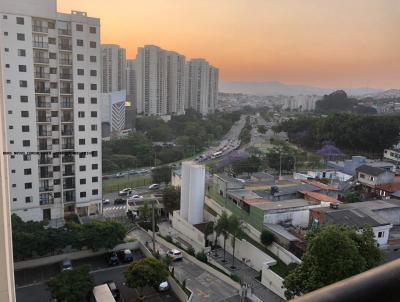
[103,175,152,194]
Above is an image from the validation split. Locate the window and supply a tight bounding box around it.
[24,183,32,189]
[6,79,10,84]
[18,49,26,56]
[76,24,83,31]
[90,41,96,48]
[50,82,57,89]
[23,154,30,161]
[52,125,59,131]
[17,33,25,41]
[80,179,86,185]
[18,65,26,72]
[22,140,30,147]
[20,96,28,102]
[378,231,384,238]
[53,166,60,172]
[79,153,86,158]
[48,38,56,45]
[91,124,97,131]
[76,39,84,46]
[22,125,29,132]
[12,184,16,188]
[9,140,14,144]
[50,68,57,74]
[79,165,86,171]
[79,139,85,145]
[89,26,96,33]
[51,97,58,103]
[77,54,84,61]
[5,64,10,68]
[8,110,12,114]
[25,196,32,203]
[13,198,17,202]
[92,151,98,157]
[77,68,84,75]
[48,22,55,29]
[92,176,98,182]
[16,17,24,25]
[92,189,98,195]
[24,168,32,175]
[90,84,97,90]
[359,173,365,179]
[52,139,59,145]
[49,52,57,59]
[3,15,7,20]
[21,111,29,117]
[91,138,97,144]
[8,126,13,130]
[54,192,61,198]
[78,111,85,118]
[92,164,98,170]
[79,125,85,131]
[90,56,97,63]
[91,111,97,117]
[4,32,8,36]
[90,97,97,104]
[80,192,86,198]
[19,80,27,87]
[90,70,97,76]
[54,179,60,185]
[5,48,9,52]
[78,97,84,104]
[7,95,11,99]
[77,83,84,90]
[51,111,58,117]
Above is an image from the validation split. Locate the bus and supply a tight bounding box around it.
[212,151,223,158]
[92,284,116,302]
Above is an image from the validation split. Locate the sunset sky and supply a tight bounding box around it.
[58,0,400,89]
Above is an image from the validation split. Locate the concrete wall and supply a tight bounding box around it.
[261,266,287,300]
[267,242,301,265]
[264,207,319,228]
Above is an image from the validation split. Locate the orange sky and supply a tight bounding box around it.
[58,0,400,89]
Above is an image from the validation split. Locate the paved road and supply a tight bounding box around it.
[129,229,240,302]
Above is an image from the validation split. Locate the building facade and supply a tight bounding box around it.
[100,44,126,93]
[126,59,136,104]
[0,0,102,222]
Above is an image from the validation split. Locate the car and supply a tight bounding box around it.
[61,259,72,271]
[148,183,160,190]
[102,199,111,205]
[128,170,138,175]
[106,281,120,300]
[118,188,132,196]
[117,249,134,263]
[158,280,170,292]
[108,252,119,266]
[167,249,183,261]
[131,194,143,199]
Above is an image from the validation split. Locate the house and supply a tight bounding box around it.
[375,183,400,199]
[298,190,341,206]
[254,183,321,201]
[328,156,395,176]
[356,165,395,189]
[214,173,245,198]
[309,205,393,247]
[300,179,339,198]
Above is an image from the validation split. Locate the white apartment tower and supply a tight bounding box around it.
[126,59,136,104]
[100,44,126,93]
[186,59,219,116]
[135,45,186,116]
[0,0,102,222]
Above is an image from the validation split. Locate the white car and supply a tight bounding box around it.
[167,249,183,261]
[158,281,169,292]
[131,195,143,199]
[119,188,132,196]
[148,184,160,190]
[102,199,111,205]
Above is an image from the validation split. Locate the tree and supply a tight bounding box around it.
[228,215,245,269]
[257,125,267,134]
[139,203,151,221]
[152,165,172,184]
[81,220,127,251]
[283,225,383,299]
[260,229,275,246]
[345,192,361,203]
[47,266,94,302]
[204,221,214,247]
[162,186,181,215]
[125,257,169,300]
[214,212,230,262]
[231,156,261,176]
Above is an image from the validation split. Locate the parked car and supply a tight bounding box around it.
[148,184,160,190]
[118,188,132,196]
[117,249,134,263]
[102,199,111,205]
[131,194,143,199]
[108,252,119,266]
[106,281,120,300]
[61,259,72,271]
[158,280,170,292]
[167,249,183,261]
[114,198,126,205]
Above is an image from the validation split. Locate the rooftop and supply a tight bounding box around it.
[299,190,340,205]
[252,198,314,212]
[301,179,339,191]
[375,182,400,193]
[255,183,321,199]
[356,164,387,176]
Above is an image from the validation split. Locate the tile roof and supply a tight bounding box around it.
[355,164,387,176]
[299,190,341,205]
[375,182,400,193]
[301,179,339,191]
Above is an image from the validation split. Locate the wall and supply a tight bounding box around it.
[264,206,321,228]
[267,243,301,265]
[261,266,287,300]
[372,224,392,247]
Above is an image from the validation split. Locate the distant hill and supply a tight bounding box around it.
[219,81,384,96]
[358,89,400,99]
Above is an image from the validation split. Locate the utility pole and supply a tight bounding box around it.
[151,199,156,253]
[279,150,282,180]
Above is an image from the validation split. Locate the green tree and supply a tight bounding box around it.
[204,221,214,247]
[152,165,172,184]
[139,203,151,221]
[214,212,230,262]
[283,225,383,299]
[162,186,180,215]
[228,215,245,269]
[47,266,94,302]
[260,229,275,246]
[345,192,361,203]
[231,156,261,176]
[257,125,267,134]
[125,257,169,300]
[80,220,127,251]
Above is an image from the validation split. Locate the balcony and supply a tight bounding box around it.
[62,156,74,163]
[39,186,53,192]
[61,102,73,109]
[63,183,75,190]
[33,41,48,49]
[59,44,72,51]
[39,172,53,178]
[40,198,54,206]
[59,73,72,80]
[37,130,50,137]
[60,88,73,95]
[34,72,50,80]
[33,57,49,64]
[58,28,72,36]
[59,59,72,66]
[36,116,51,123]
[38,144,52,151]
[36,100,50,108]
[32,25,48,33]
[38,157,52,165]
[61,129,73,136]
[63,171,75,177]
[62,144,74,150]
[35,87,50,94]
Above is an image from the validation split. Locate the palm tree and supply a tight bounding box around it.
[228,214,245,269]
[204,221,214,247]
[214,211,229,262]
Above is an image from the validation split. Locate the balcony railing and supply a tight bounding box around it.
[62,156,74,163]
[59,44,72,51]
[36,101,50,108]
[40,198,54,205]
[38,158,52,165]
[59,73,72,80]
[32,25,48,33]
[39,186,53,192]
[59,59,72,65]
[61,102,73,109]
[61,129,73,136]
[62,144,74,150]
[63,171,75,176]
[63,184,75,190]
[35,87,50,94]
[60,88,73,95]
[34,72,50,79]
[38,144,52,151]
[33,41,48,49]
[58,29,72,36]
[39,172,53,178]
[290,259,400,302]
[33,57,49,64]
[37,130,50,137]
[36,116,51,123]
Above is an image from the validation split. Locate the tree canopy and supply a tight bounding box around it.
[152,165,172,184]
[283,225,383,299]
[162,185,181,214]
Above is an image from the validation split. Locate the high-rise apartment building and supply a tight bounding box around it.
[186,59,219,116]
[126,59,136,104]
[100,44,126,93]
[0,0,102,222]
[135,45,186,117]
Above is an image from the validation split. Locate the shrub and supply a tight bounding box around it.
[195,251,208,263]
[187,247,195,256]
[261,229,275,246]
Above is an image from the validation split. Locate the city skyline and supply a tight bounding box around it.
[58,0,400,89]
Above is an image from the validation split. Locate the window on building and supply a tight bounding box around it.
[79,153,86,158]
[91,138,97,144]
[79,125,85,131]
[76,24,83,31]
[77,83,84,90]
[22,125,29,132]
[22,140,30,147]
[4,32,8,36]
[79,139,85,145]
[91,124,97,131]
[48,38,56,45]
[76,39,83,46]
[90,70,97,76]
[77,68,84,75]
[51,111,58,117]
[16,17,24,25]
[92,189,98,195]
[77,54,84,61]
[78,111,85,118]
[92,151,98,157]
[24,168,32,175]
[79,165,86,171]
[53,166,60,172]
[54,179,60,185]
[17,33,25,41]
[18,49,26,56]
[25,196,32,203]
[90,41,96,48]
[20,96,28,102]
[80,179,86,185]
[89,27,96,33]
[19,80,27,87]
[24,183,32,189]
[90,56,97,63]
[378,231,384,238]
[18,65,26,72]
[54,192,61,198]
[80,192,86,198]
[7,95,11,99]
[91,111,97,117]
[92,164,98,170]
[90,97,97,104]
[92,176,98,182]
[49,52,57,59]
[21,111,29,117]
